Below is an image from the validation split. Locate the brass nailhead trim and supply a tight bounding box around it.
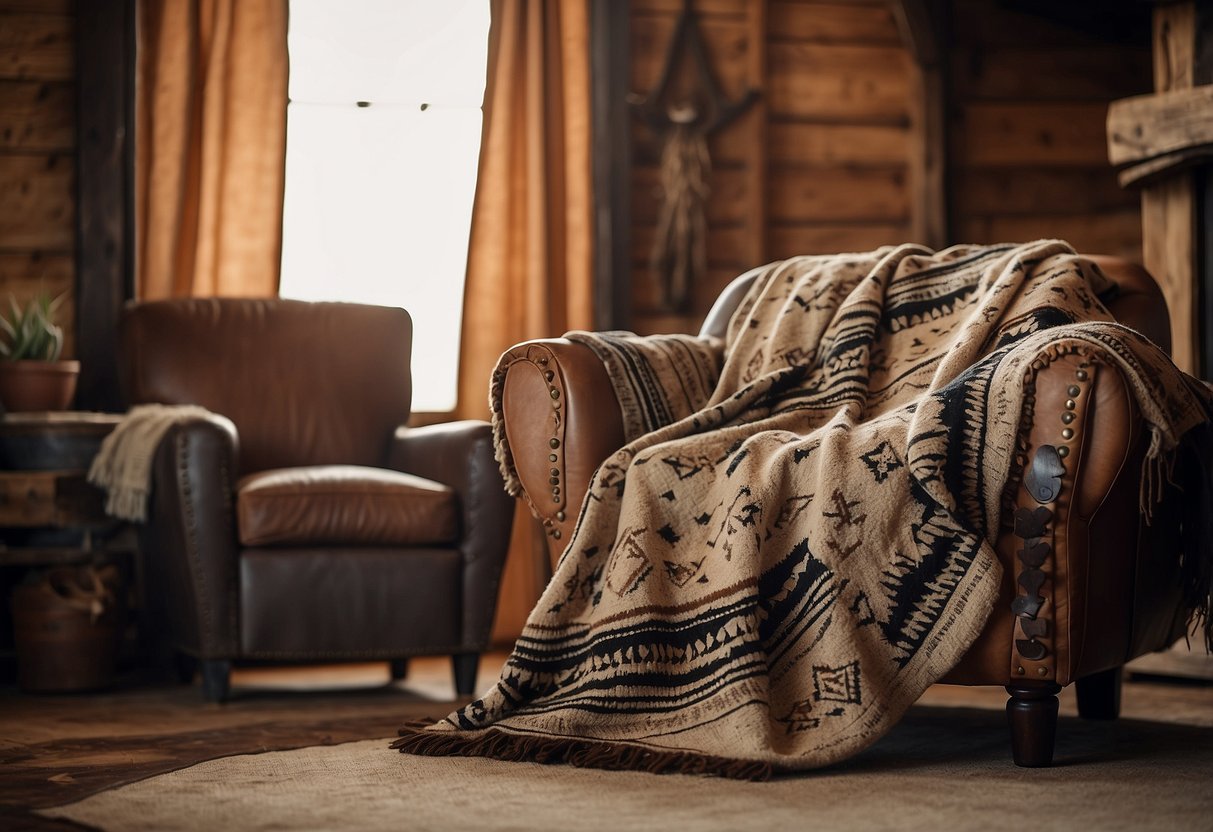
[550,438,560,449]
[1037,667,1048,677]
[549,477,559,485]
[1065,399,1076,410]
[544,371,554,381]
[1061,428,1074,440]
[549,453,557,462]
[1075,369,1088,381]
[1057,446,1069,458]
[552,529,561,540]
[1016,666,1025,675]
[1061,412,1075,424]
[550,388,560,399]
[1067,385,1081,397]
[550,468,559,476]
[556,511,566,521]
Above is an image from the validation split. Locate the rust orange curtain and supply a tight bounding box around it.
[136,0,288,299]
[457,0,594,419]
[461,0,594,642]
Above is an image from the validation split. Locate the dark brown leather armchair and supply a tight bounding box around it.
[120,298,513,702]
[496,255,1187,767]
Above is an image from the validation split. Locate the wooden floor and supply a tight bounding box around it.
[2,653,1211,830]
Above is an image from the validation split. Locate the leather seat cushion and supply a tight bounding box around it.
[236,465,457,547]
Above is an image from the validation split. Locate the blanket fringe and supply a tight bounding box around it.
[1171,419,1213,652]
[391,720,774,781]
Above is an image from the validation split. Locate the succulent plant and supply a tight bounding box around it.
[0,293,65,362]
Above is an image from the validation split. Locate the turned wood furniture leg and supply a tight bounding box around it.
[452,653,478,697]
[1075,667,1123,720]
[389,658,409,681]
[1006,683,1061,767]
[200,659,232,703]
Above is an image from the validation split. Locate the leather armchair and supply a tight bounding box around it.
[120,298,513,701]
[496,255,1186,766]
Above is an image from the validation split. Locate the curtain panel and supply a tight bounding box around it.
[460,0,594,641]
[136,0,288,299]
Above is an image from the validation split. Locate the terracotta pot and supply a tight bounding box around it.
[0,359,80,412]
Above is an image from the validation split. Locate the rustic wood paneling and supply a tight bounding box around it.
[633,223,749,267]
[632,165,750,225]
[770,166,909,222]
[0,79,73,151]
[955,102,1112,168]
[632,0,748,18]
[956,210,1144,263]
[768,43,913,120]
[768,1,900,45]
[955,168,1138,216]
[947,0,1149,266]
[0,1,72,12]
[631,16,750,94]
[0,151,73,249]
[770,121,909,166]
[0,12,73,80]
[768,222,910,259]
[954,48,1151,102]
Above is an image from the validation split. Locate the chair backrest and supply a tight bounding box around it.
[120,298,413,474]
[698,255,1172,355]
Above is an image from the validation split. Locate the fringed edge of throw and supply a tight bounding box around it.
[1168,417,1213,652]
[391,720,774,781]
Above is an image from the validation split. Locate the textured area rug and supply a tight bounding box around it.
[42,707,1213,832]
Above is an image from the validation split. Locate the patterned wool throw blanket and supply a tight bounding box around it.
[395,241,1213,778]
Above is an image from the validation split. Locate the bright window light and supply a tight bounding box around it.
[280,0,490,412]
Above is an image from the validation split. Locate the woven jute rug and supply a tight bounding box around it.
[41,707,1213,831]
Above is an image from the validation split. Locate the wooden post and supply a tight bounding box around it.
[75,0,135,411]
[591,0,632,332]
[1140,2,1200,374]
[893,0,948,250]
[743,0,768,267]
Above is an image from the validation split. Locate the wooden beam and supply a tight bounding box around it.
[891,0,947,248]
[1107,85,1213,169]
[74,0,134,411]
[742,0,768,267]
[590,0,632,331]
[1139,2,1199,374]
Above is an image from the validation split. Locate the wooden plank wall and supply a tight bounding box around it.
[629,0,914,335]
[626,1,1153,335]
[948,0,1151,263]
[0,0,76,357]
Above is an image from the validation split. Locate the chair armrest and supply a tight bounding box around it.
[945,351,1171,687]
[141,413,241,659]
[389,420,513,648]
[495,338,626,566]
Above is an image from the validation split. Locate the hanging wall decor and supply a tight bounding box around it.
[631,0,759,313]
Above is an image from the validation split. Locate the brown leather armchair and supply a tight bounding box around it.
[496,255,1186,767]
[120,298,513,702]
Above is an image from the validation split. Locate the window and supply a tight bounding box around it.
[280,0,490,412]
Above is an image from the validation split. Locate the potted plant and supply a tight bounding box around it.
[0,292,79,412]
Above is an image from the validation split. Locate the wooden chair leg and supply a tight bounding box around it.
[200,659,232,703]
[1006,683,1061,767]
[389,658,409,681]
[452,653,478,697]
[1076,666,1122,720]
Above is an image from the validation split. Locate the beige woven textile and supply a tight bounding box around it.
[398,241,1212,777]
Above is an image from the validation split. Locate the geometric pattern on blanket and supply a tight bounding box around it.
[395,240,1213,778]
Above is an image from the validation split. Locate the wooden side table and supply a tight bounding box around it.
[0,412,132,676]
